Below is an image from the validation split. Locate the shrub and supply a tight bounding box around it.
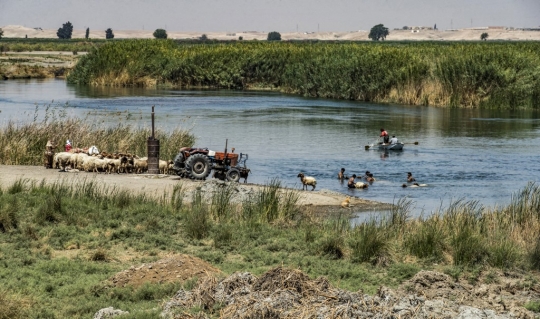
[267,31,281,41]
[349,220,390,264]
[57,21,73,39]
[405,217,445,260]
[153,29,167,39]
[105,28,114,39]
[184,189,211,239]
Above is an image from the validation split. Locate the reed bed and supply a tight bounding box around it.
[68,40,540,109]
[0,104,195,165]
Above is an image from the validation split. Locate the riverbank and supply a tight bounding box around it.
[0,51,80,79]
[0,164,390,215]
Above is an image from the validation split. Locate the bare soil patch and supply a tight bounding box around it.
[108,254,221,288]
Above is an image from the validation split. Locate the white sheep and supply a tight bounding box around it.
[133,157,148,174]
[159,160,173,174]
[53,152,72,171]
[355,182,368,189]
[297,173,317,191]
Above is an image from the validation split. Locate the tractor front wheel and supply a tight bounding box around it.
[186,154,212,180]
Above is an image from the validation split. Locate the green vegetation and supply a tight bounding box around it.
[481,32,489,41]
[105,28,114,40]
[0,105,195,165]
[369,24,389,41]
[267,31,281,41]
[2,175,540,317]
[85,27,90,39]
[67,40,540,109]
[0,28,4,39]
[57,21,73,40]
[0,38,102,53]
[153,29,167,39]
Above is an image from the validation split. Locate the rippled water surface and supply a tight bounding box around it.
[1,79,540,216]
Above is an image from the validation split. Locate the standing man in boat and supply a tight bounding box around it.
[380,128,389,144]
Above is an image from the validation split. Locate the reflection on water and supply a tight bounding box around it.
[1,79,540,216]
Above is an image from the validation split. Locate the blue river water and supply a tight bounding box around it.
[1,79,540,217]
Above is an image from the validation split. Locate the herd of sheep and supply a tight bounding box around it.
[52,151,174,175]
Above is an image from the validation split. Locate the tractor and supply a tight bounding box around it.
[171,140,250,182]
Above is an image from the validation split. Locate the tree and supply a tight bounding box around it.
[153,29,167,39]
[481,32,489,41]
[105,28,114,39]
[85,27,89,39]
[200,34,208,41]
[0,28,3,39]
[238,36,243,41]
[57,21,73,39]
[267,31,281,41]
[368,24,389,41]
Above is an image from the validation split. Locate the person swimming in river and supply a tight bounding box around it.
[347,174,357,188]
[338,168,347,180]
[407,172,416,182]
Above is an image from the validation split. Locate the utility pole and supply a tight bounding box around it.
[318,23,320,33]
[451,19,453,30]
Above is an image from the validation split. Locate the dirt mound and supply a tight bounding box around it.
[109,254,221,288]
[161,267,538,319]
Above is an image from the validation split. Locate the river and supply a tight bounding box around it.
[1,79,540,217]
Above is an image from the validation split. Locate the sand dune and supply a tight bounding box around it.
[2,24,540,41]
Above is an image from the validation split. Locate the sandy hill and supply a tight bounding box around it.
[2,24,540,41]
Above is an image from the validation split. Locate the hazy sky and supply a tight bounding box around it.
[1,0,539,32]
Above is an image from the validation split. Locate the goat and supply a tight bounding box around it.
[297,173,316,191]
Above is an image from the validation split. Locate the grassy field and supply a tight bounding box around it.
[67,40,540,109]
[1,173,540,318]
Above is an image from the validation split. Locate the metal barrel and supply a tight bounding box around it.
[147,137,160,174]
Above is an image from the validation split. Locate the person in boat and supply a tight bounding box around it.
[389,135,399,145]
[407,172,416,182]
[380,128,389,144]
[347,174,357,188]
[366,173,376,183]
[338,168,347,180]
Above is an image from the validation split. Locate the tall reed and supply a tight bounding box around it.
[68,40,540,109]
[0,104,195,165]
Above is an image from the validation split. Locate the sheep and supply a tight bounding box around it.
[82,155,107,173]
[297,173,316,191]
[53,152,72,171]
[355,182,368,189]
[107,156,128,174]
[159,160,173,174]
[133,157,148,174]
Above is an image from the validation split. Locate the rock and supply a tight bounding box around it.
[93,307,128,319]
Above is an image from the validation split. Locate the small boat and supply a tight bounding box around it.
[377,142,404,151]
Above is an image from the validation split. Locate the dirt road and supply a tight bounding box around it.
[0,165,390,214]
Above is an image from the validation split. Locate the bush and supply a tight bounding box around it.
[349,220,390,264]
[267,31,281,41]
[153,29,167,39]
[57,21,73,39]
[105,28,114,39]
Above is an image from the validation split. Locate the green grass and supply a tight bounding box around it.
[2,178,540,318]
[67,40,540,109]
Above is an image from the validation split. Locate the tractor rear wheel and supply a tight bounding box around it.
[186,154,211,180]
[226,168,241,182]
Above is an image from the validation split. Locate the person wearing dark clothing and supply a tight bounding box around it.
[380,128,389,144]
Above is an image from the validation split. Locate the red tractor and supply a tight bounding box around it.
[171,140,250,182]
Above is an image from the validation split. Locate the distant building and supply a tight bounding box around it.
[488,26,505,30]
